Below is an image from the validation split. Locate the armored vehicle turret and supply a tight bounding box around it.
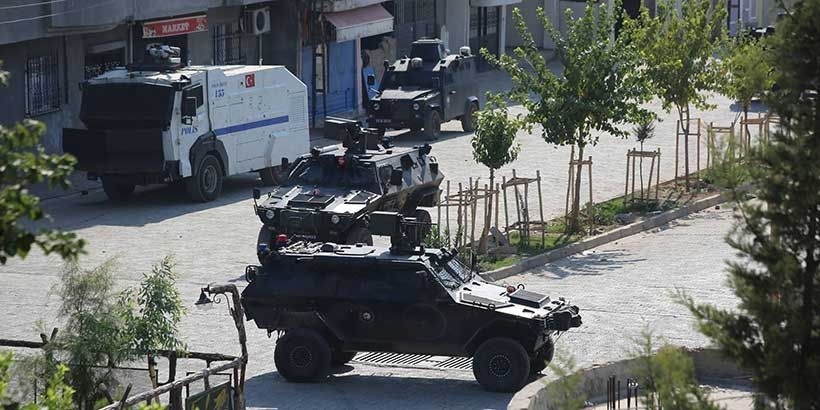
[241,213,583,392]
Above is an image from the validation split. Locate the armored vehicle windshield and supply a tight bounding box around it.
[381,71,439,90]
[285,156,380,193]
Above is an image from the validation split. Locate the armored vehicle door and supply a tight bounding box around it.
[324,261,442,346]
[442,69,464,121]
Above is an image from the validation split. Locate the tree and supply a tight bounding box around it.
[722,34,775,146]
[0,62,85,264]
[1,352,75,410]
[631,0,727,191]
[680,1,820,407]
[471,94,521,254]
[483,1,652,233]
[633,119,656,197]
[122,256,187,391]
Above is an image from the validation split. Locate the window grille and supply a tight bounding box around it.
[25,53,61,116]
[213,23,245,65]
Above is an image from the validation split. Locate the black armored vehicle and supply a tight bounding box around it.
[253,117,443,249]
[241,212,583,392]
[367,39,480,139]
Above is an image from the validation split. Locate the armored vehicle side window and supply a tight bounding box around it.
[183,85,204,108]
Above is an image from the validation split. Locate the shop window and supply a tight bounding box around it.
[212,22,245,65]
[25,53,61,116]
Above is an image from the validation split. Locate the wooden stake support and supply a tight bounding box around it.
[565,155,594,235]
[624,148,661,203]
[675,116,703,184]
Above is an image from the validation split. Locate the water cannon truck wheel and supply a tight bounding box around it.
[101,178,135,202]
[330,350,357,366]
[472,337,531,392]
[260,165,287,186]
[461,102,478,133]
[273,328,331,383]
[186,154,223,202]
[423,110,442,140]
[345,227,373,246]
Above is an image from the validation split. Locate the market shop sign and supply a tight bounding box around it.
[143,15,208,39]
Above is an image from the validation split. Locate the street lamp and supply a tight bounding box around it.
[194,284,248,410]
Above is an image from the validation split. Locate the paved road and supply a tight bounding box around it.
[0,68,750,409]
[0,191,738,410]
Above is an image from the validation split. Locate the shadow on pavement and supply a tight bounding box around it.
[244,370,512,410]
[37,173,265,230]
[536,249,648,279]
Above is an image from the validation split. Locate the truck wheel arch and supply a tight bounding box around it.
[190,133,229,177]
[464,319,536,356]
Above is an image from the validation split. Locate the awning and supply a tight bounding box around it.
[324,4,394,43]
[470,0,522,6]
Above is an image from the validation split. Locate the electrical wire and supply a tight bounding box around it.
[0,0,66,11]
[0,0,119,26]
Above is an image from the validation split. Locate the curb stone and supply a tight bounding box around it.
[481,190,737,282]
[507,348,751,410]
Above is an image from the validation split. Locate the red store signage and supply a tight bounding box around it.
[142,15,208,39]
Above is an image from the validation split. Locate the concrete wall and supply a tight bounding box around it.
[505,0,545,48]
[263,1,300,72]
[444,0,471,52]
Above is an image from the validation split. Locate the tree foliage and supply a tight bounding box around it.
[630,331,722,410]
[1,352,75,410]
[630,0,727,190]
[0,61,85,264]
[681,1,820,407]
[483,1,652,231]
[471,94,521,253]
[542,352,587,410]
[722,34,776,141]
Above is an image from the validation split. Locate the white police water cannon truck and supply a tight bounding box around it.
[63,44,309,202]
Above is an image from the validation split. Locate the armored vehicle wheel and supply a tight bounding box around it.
[423,110,442,140]
[259,166,288,186]
[345,227,373,245]
[186,154,223,202]
[530,338,554,375]
[330,350,357,366]
[461,103,478,133]
[472,337,531,392]
[414,209,432,238]
[101,178,135,202]
[274,328,331,382]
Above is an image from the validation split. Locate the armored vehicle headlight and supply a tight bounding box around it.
[331,215,341,224]
[412,102,420,111]
[265,209,275,220]
[373,103,380,111]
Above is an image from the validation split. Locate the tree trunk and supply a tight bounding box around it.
[639,141,644,199]
[147,354,159,404]
[570,144,585,233]
[477,169,494,254]
[743,102,750,152]
[678,106,691,191]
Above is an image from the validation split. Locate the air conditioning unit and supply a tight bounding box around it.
[243,8,270,35]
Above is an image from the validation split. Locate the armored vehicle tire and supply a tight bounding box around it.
[414,209,432,237]
[330,350,357,366]
[461,103,478,133]
[102,178,135,202]
[423,110,442,140]
[186,154,223,202]
[472,337,531,393]
[274,328,331,383]
[530,339,554,375]
[345,227,373,246]
[259,166,287,186]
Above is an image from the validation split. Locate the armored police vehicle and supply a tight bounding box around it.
[367,39,480,140]
[253,117,443,249]
[63,44,309,202]
[241,212,583,392]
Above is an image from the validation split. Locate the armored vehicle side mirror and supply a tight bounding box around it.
[281,157,289,169]
[367,74,376,86]
[182,96,197,119]
[383,60,390,69]
[389,169,403,186]
[252,188,261,200]
[471,253,478,271]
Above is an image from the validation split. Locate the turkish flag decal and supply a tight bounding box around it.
[245,73,255,88]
